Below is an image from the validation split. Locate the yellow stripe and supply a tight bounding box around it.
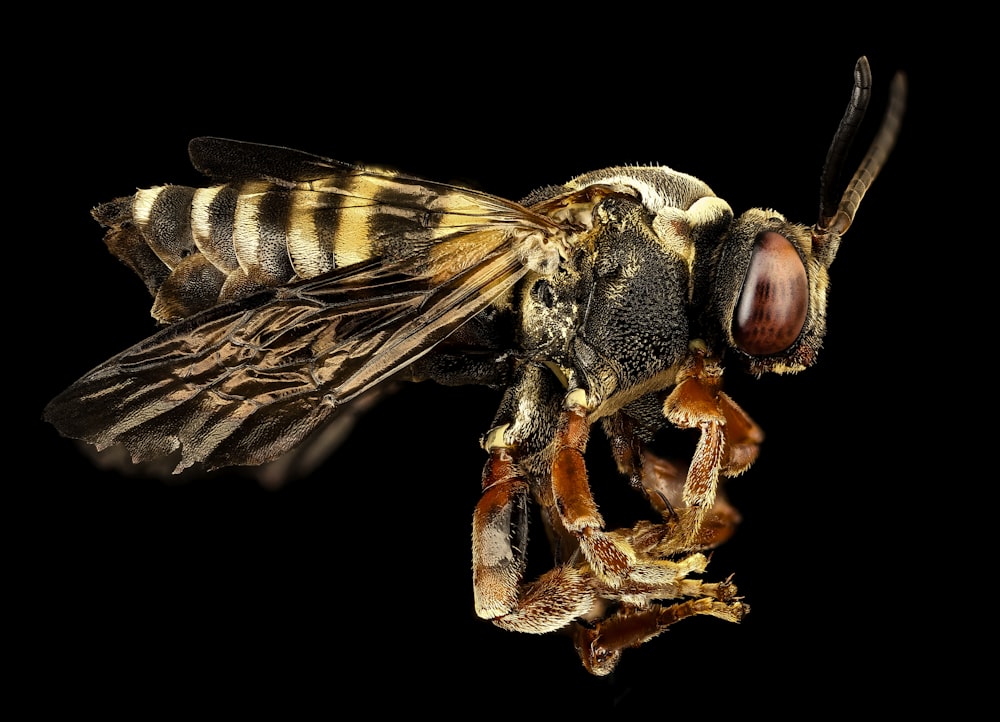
[133,186,165,232]
[329,175,376,267]
[190,186,220,252]
[232,181,270,272]
[286,190,334,278]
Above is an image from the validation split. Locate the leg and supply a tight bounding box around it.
[484,516,747,675]
[470,362,748,672]
[572,596,748,676]
[550,391,636,585]
[606,414,745,551]
[472,418,633,628]
[486,520,746,640]
[471,448,530,619]
[662,346,763,541]
[473,362,636,624]
[570,517,748,675]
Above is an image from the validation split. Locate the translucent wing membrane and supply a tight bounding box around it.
[46,138,563,471]
[45,247,528,471]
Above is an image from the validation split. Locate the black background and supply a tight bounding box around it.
[25,19,941,716]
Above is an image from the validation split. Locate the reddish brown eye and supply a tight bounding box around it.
[732,231,808,355]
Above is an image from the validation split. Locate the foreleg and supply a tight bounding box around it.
[605,408,745,551]
[662,345,763,541]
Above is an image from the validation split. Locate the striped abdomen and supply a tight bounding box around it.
[95,178,418,324]
[93,171,536,326]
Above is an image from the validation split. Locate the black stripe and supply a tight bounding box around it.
[254,187,294,282]
[367,184,432,261]
[147,186,196,266]
[206,184,240,270]
[310,191,343,269]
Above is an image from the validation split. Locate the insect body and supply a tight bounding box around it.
[45,58,904,675]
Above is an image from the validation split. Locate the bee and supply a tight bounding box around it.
[45,57,904,675]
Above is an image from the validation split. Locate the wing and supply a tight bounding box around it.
[98,137,564,323]
[46,139,572,472]
[45,251,525,472]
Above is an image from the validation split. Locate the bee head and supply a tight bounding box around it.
[710,210,825,375]
[709,57,905,376]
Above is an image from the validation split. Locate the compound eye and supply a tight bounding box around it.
[732,231,808,355]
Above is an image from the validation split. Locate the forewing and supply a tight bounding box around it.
[113,137,560,324]
[49,138,580,473]
[45,243,529,472]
